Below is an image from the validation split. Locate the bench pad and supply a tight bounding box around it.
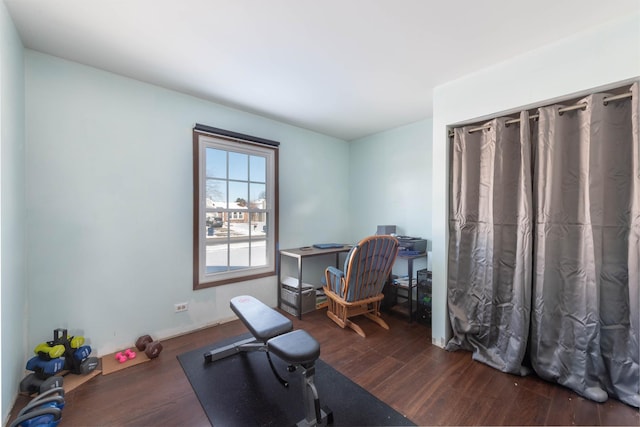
[230,295,293,342]
[267,330,320,365]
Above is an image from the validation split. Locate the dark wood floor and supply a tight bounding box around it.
[8,308,640,426]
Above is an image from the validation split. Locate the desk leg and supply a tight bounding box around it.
[277,251,282,309]
[407,258,414,323]
[297,257,303,320]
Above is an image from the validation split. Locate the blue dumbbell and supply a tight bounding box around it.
[73,345,92,361]
[25,357,65,376]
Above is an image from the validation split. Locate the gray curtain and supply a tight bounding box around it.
[447,113,533,376]
[530,83,639,407]
[447,83,639,407]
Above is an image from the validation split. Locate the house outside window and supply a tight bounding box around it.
[193,126,278,289]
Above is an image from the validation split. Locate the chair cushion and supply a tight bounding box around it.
[343,237,398,301]
[325,266,345,297]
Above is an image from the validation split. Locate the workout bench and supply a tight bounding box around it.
[203,295,332,427]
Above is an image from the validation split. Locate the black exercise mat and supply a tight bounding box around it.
[177,333,415,426]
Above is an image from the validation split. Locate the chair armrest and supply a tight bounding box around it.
[325,266,345,298]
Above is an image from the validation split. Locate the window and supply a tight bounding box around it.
[193,125,278,289]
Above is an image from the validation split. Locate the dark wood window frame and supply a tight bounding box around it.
[193,125,279,290]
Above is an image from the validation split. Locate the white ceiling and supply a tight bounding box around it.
[5,0,639,141]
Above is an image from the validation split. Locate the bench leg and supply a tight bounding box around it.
[297,363,333,427]
[204,338,291,389]
[203,338,264,363]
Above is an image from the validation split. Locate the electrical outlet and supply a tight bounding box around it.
[174,302,188,313]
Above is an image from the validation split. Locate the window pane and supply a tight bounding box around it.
[250,155,266,183]
[229,181,248,207]
[250,183,266,207]
[206,212,227,239]
[229,152,248,181]
[211,227,229,240]
[251,239,267,267]
[230,241,250,269]
[262,213,269,237]
[206,179,226,204]
[206,148,226,179]
[229,211,247,237]
[206,241,228,273]
[248,212,267,237]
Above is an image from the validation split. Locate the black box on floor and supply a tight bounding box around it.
[416,269,432,324]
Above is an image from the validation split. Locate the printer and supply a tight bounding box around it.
[396,236,427,254]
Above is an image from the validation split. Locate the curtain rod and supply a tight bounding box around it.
[448,91,632,137]
[194,123,280,147]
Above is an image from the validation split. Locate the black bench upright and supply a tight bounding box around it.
[203,295,332,427]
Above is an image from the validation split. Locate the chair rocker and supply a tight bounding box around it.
[323,235,399,337]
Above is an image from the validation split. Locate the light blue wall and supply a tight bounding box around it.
[1,0,26,422]
[430,13,640,348]
[349,119,432,240]
[348,119,432,277]
[24,51,349,356]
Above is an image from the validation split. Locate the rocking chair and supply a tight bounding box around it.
[323,235,399,337]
